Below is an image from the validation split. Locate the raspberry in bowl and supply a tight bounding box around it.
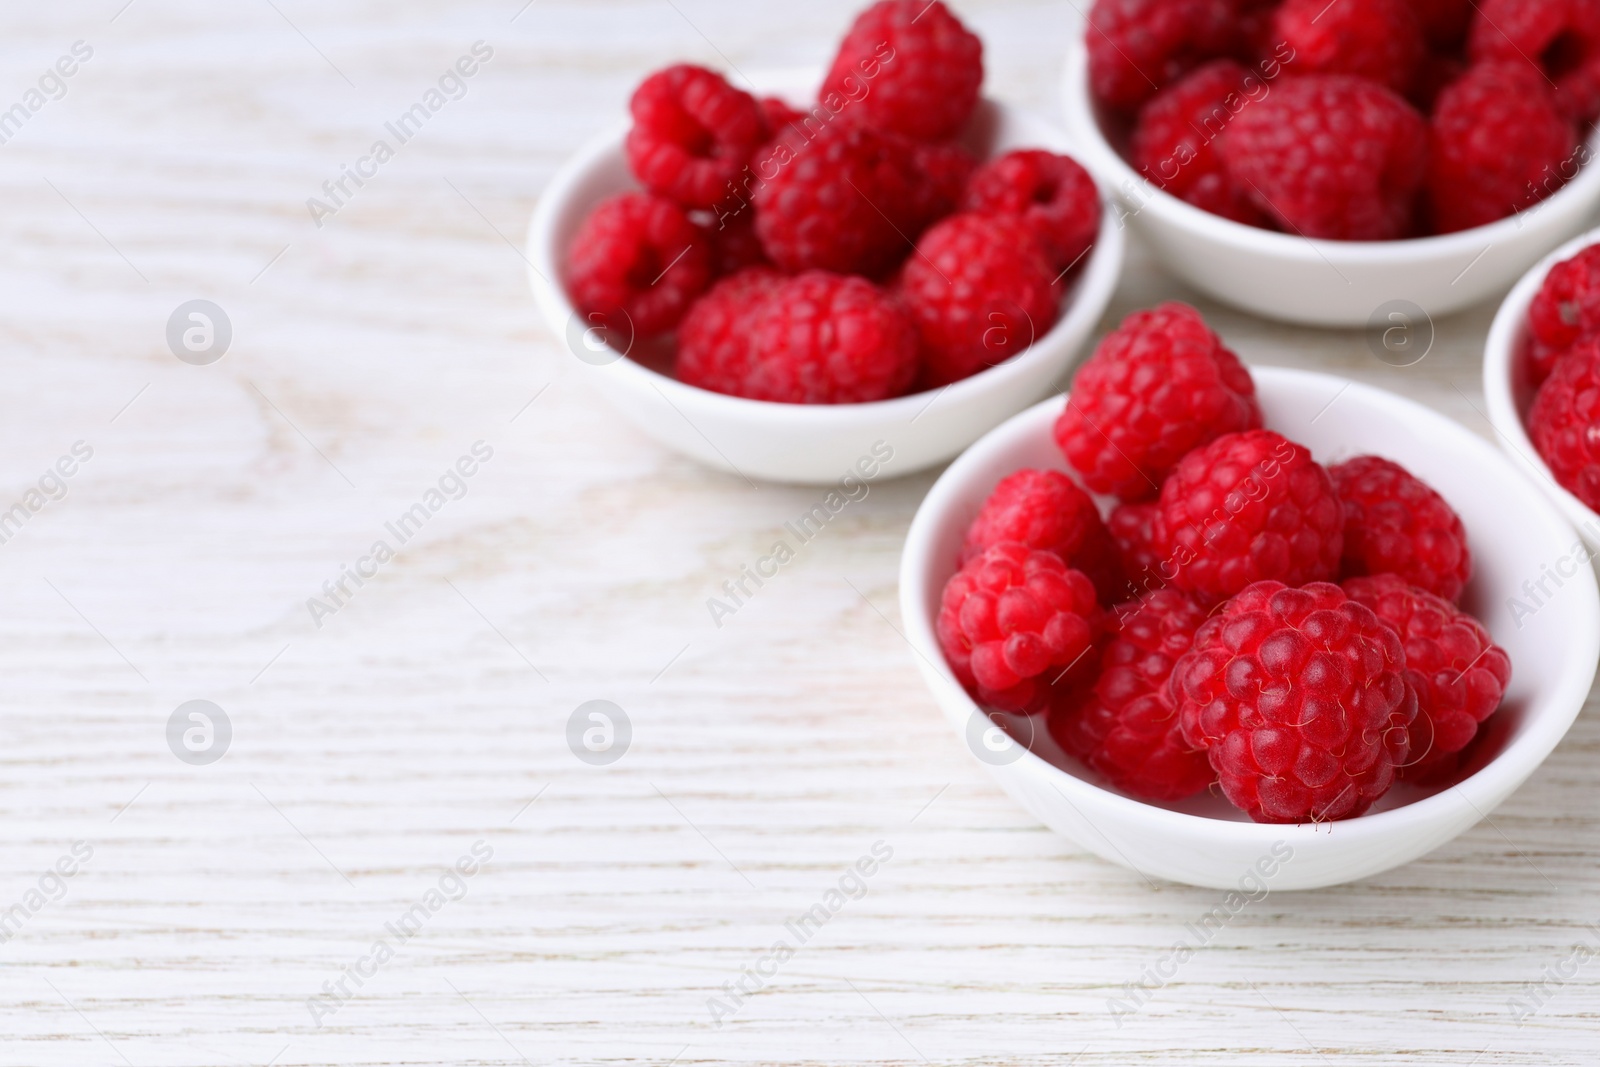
[1484,224,1600,552]
[1059,1,1600,327]
[902,304,1598,889]
[528,2,1124,485]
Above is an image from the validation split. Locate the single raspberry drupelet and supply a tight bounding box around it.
[1172,580,1416,823]
[1051,589,1215,801]
[1331,456,1472,603]
[937,541,1100,712]
[1467,0,1600,124]
[1160,430,1344,604]
[625,65,767,210]
[1130,61,1271,227]
[1426,63,1578,234]
[961,150,1103,272]
[678,270,917,404]
[961,469,1125,604]
[1053,303,1261,502]
[1529,244,1600,362]
[1219,75,1428,241]
[1085,0,1239,112]
[752,121,923,276]
[1109,501,1166,592]
[567,192,713,338]
[1268,0,1426,96]
[821,0,983,143]
[1529,337,1600,510]
[1344,574,1511,784]
[898,214,1062,388]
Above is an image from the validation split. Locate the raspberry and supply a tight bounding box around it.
[1468,0,1600,123]
[1324,454,1472,601]
[961,150,1103,271]
[1530,244,1600,355]
[677,270,917,404]
[1331,456,1471,602]
[1529,337,1600,510]
[820,0,983,142]
[1219,75,1428,241]
[566,192,713,338]
[1109,501,1166,590]
[1051,589,1215,801]
[1160,430,1344,604]
[1173,581,1416,823]
[759,96,806,138]
[961,469,1126,604]
[625,65,767,210]
[1085,0,1239,112]
[1527,338,1570,389]
[898,214,1062,388]
[909,139,979,231]
[1343,575,1511,783]
[1130,61,1271,227]
[1426,63,1579,234]
[1054,303,1261,502]
[751,121,923,276]
[1268,0,1426,96]
[937,542,1100,712]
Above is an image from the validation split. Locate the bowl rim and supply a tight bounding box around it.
[1058,37,1600,266]
[899,365,1600,846]
[526,91,1127,427]
[1483,223,1600,535]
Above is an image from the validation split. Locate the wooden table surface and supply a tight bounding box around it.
[3,2,1599,1064]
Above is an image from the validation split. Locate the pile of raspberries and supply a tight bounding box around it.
[1089,0,1597,238]
[937,302,1512,824]
[1526,240,1600,508]
[565,0,1103,404]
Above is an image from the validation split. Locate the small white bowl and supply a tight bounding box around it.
[527,76,1125,485]
[900,367,1600,890]
[1485,225,1600,550]
[1058,38,1600,328]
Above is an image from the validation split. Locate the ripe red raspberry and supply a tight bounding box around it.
[677,270,917,404]
[898,214,1062,388]
[1109,501,1166,590]
[1051,589,1215,801]
[1426,63,1579,234]
[961,469,1126,604]
[567,192,713,338]
[1331,456,1472,603]
[937,542,1100,712]
[1160,430,1344,604]
[751,121,922,276]
[1219,75,1428,241]
[1529,336,1600,510]
[1054,303,1261,502]
[1529,244,1600,358]
[1468,0,1600,123]
[961,150,1103,271]
[909,139,979,232]
[625,65,766,210]
[1085,0,1239,112]
[1527,338,1571,389]
[1268,0,1426,96]
[1173,581,1416,823]
[759,96,805,138]
[821,0,983,143]
[1130,61,1271,227]
[1343,575,1511,783]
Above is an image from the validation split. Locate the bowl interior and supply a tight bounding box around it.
[906,367,1598,826]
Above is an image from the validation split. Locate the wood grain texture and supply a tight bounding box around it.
[1,1,1599,1064]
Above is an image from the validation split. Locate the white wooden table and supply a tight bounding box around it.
[3,2,1598,1064]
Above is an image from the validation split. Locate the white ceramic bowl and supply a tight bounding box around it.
[1058,37,1600,328]
[1485,225,1600,551]
[528,77,1125,485]
[900,367,1600,890]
